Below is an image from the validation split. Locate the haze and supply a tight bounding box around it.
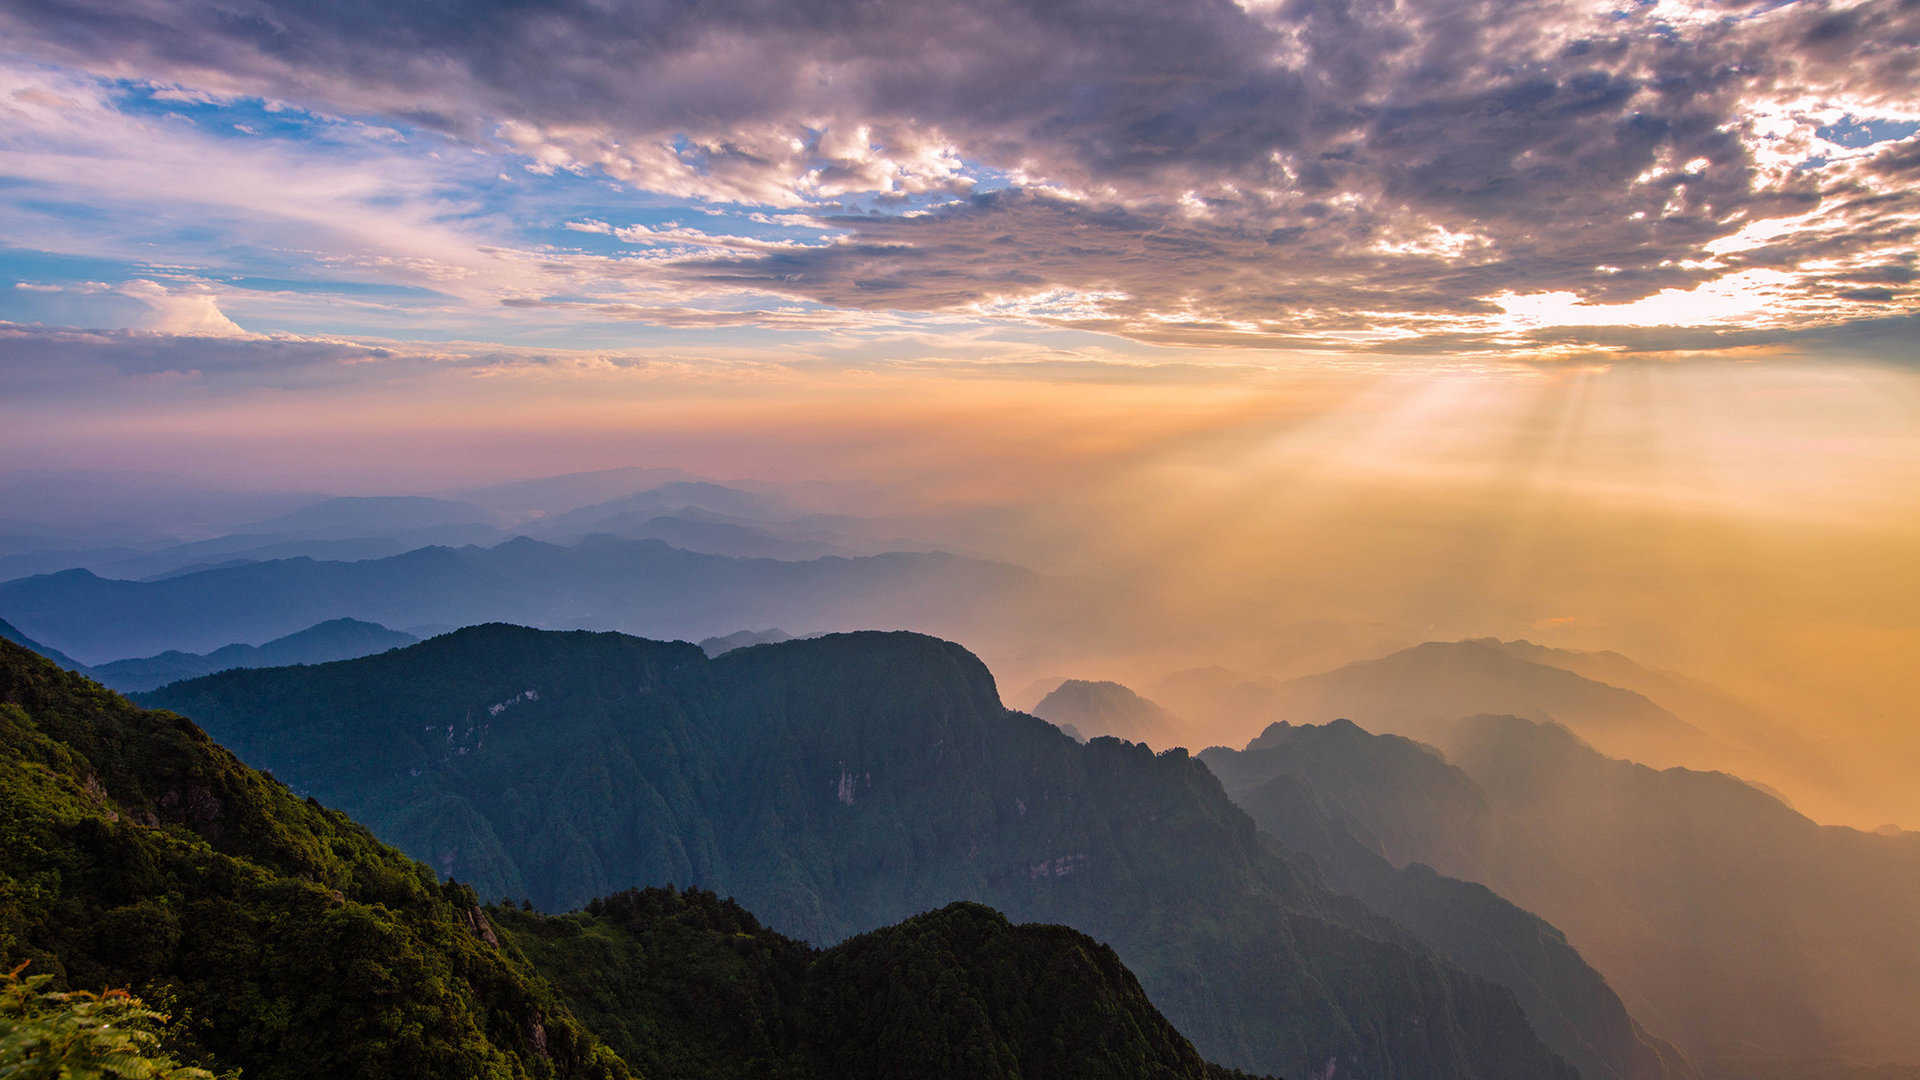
[3,5,1919,1079]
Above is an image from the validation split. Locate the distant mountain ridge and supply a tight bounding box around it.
[143,624,1586,1080]
[87,617,419,692]
[1476,637,1853,820]
[532,481,787,537]
[1257,639,1712,767]
[0,478,834,582]
[1208,714,1920,1079]
[0,615,86,672]
[1032,679,1180,746]
[238,495,509,536]
[1200,720,1690,1080]
[0,536,1033,663]
[697,628,796,656]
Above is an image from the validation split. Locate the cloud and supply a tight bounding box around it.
[118,279,247,336]
[0,0,1913,353]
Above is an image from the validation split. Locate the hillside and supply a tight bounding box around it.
[0,636,628,1080]
[497,887,1264,1080]
[144,625,1589,1079]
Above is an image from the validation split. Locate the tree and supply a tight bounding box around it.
[0,961,218,1080]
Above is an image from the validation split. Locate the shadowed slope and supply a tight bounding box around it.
[499,888,1266,1080]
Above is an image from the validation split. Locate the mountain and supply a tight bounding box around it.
[0,495,510,583]
[0,636,629,1080]
[0,615,86,673]
[1215,714,1920,1079]
[534,483,787,538]
[143,625,1584,1079]
[1032,679,1180,746]
[1201,721,1692,1080]
[0,636,1266,1080]
[1203,720,1490,873]
[239,495,509,538]
[1259,640,1712,767]
[1479,638,1852,819]
[1439,715,1920,1079]
[0,533,465,585]
[0,470,316,553]
[697,628,794,656]
[88,618,420,692]
[453,467,697,517]
[1009,675,1071,712]
[497,888,1265,1080]
[1149,667,1295,750]
[0,536,1033,663]
[571,514,843,560]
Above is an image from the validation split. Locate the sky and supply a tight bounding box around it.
[0,0,1917,823]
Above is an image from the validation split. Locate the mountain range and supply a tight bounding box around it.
[1204,715,1920,1079]
[85,618,420,692]
[0,537,1033,663]
[0,478,909,584]
[1190,639,1717,769]
[697,628,797,656]
[1472,638,1852,820]
[142,623,1661,1080]
[0,615,85,672]
[0,634,1267,1080]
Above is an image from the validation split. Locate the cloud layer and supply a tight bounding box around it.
[0,0,1916,356]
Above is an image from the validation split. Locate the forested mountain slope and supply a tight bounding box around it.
[0,636,1275,1080]
[0,637,628,1080]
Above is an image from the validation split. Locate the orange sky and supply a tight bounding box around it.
[5,353,1915,826]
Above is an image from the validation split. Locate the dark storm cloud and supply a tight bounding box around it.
[4,0,1916,349]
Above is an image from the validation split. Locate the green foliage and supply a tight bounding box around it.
[0,638,630,1080]
[0,962,213,1080]
[493,887,1268,1080]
